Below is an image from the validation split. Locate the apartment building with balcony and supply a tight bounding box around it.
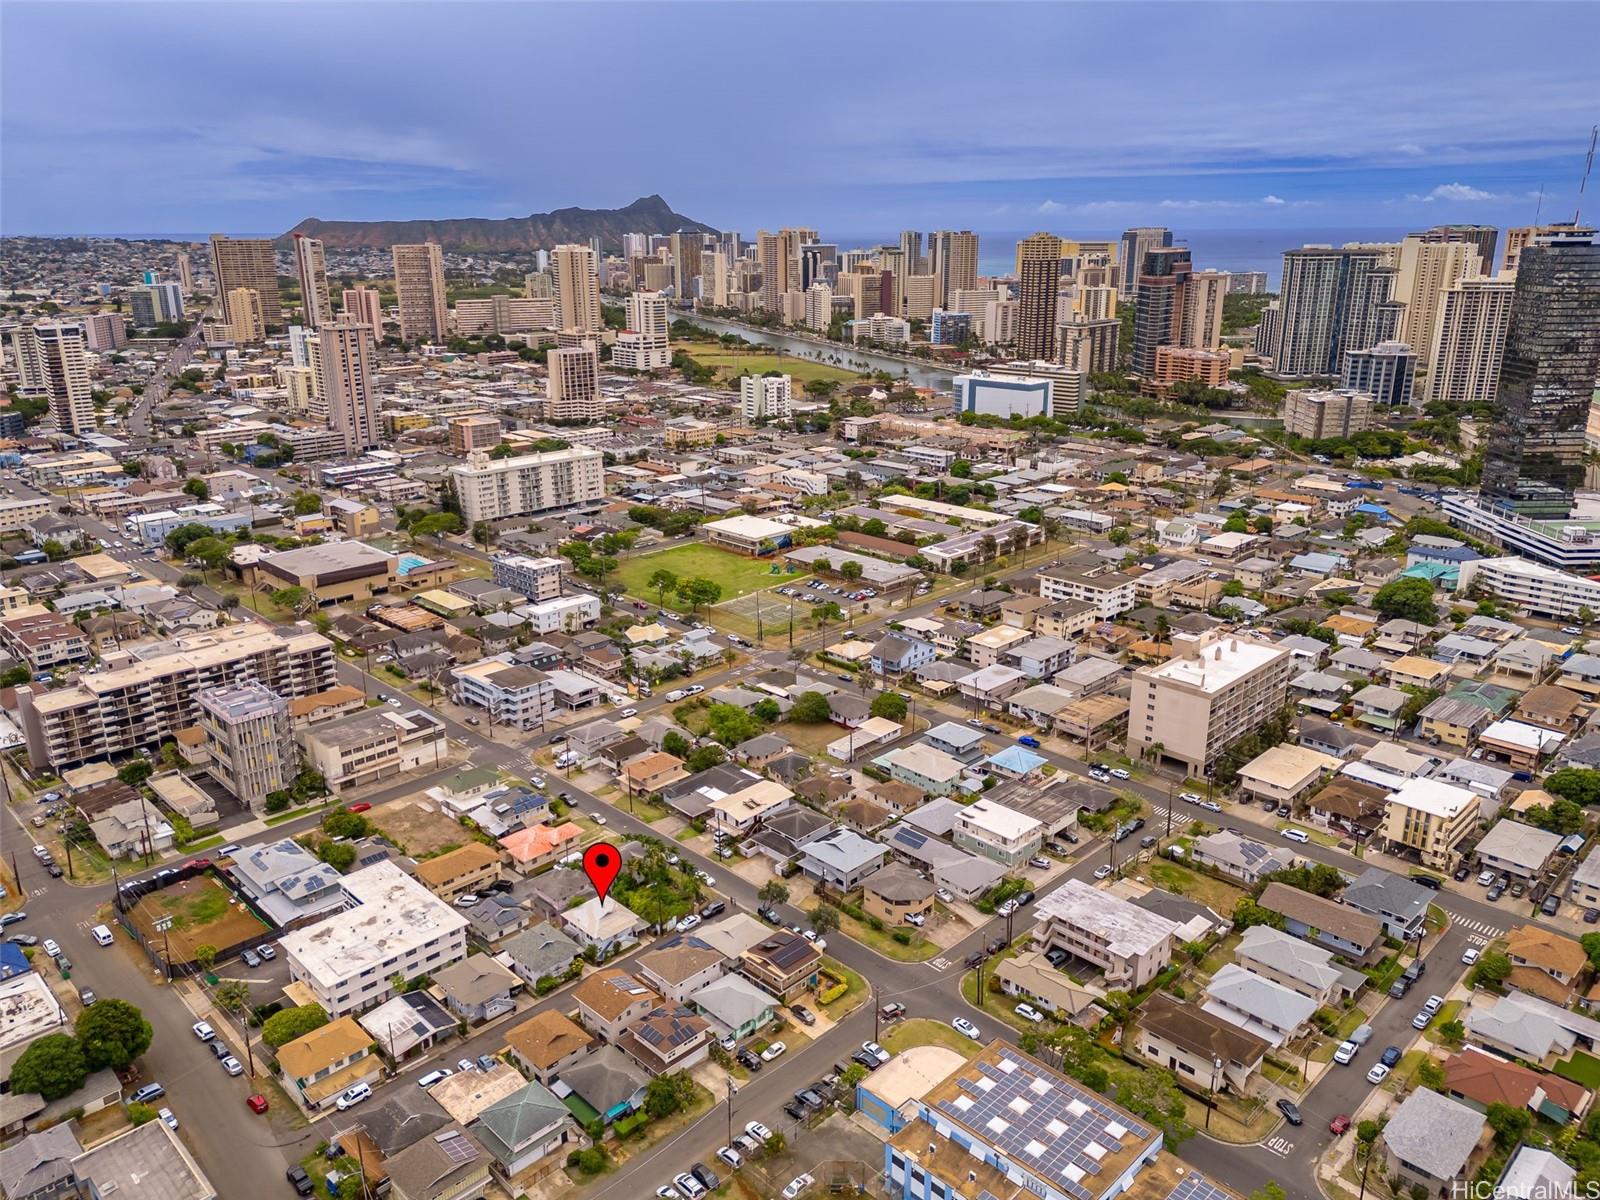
[448,446,606,524]
[1029,879,1179,989]
[17,625,337,770]
[280,861,469,1017]
[1379,777,1480,871]
[299,707,448,792]
[196,682,297,812]
[1126,630,1293,777]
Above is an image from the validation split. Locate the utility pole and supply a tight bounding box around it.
[1165,782,1175,839]
[726,1076,736,1149]
[1206,1057,1220,1130]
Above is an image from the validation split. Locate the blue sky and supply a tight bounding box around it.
[3,2,1597,243]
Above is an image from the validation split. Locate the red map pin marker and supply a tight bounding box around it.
[583,842,622,903]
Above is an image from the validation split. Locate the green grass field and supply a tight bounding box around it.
[615,544,800,607]
[678,348,860,393]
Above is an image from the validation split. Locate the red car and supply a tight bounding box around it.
[246,1094,269,1114]
[182,859,211,870]
[1328,1114,1351,1136]
[346,803,372,814]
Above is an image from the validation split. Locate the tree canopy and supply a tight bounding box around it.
[7,1033,88,1100]
[791,691,832,723]
[1372,576,1439,625]
[75,998,154,1071]
[262,1004,331,1048]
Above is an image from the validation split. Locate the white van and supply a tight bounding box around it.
[91,924,114,947]
[1281,828,1310,844]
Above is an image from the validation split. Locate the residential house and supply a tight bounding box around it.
[870,634,935,678]
[1235,744,1340,809]
[617,1006,712,1075]
[738,932,821,1002]
[1135,992,1269,1095]
[1201,963,1319,1048]
[1474,821,1562,883]
[690,973,777,1041]
[636,936,728,1005]
[556,1047,650,1125]
[1343,868,1432,940]
[1258,881,1384,962]
[434,956,520,1025]
[1189,830,1300,885]
[1505,925,1588,1006]
[499,822,583,874]
[277,1015,383,1113]
[991,951,1102,1021]
[413,843,502,903]
[572,970,661,1044]
[1233,924,1357,1004]
[504,1010,592,1085]
[952,799,1043,868]
[470,1080,581,1178]
[498,924,582,990]
[1381,1089,1487,1196]
[862,863,934,925]
[1305,777,1387,839]
[1442,1046,1591,1125]
[798,828,886,891]
[560,898,646,957]
[621,751,688,797]
[879,744,968,796]
[384,1125,492,1200]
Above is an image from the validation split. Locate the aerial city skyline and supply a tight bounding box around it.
[6,7,1600,1200]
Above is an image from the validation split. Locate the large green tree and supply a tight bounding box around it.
[8,1033,89,1100]
[262,1003,330,1048]
[1371,576,1440,624]
[76,999,154,1071]
[791,691,832,723]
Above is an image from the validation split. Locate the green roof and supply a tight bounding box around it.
[446,766,500,792]
[474,1081,571,1158]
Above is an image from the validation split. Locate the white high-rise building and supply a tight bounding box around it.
[804,283,833,332]
[1394,236,1483,371]
[6,322,95,435]
[612,290,670,371]
[391,243,448,343]
[551,243,602,333]
[448,446,607,523]
[1425,274,1516,406]
[318,321,379,455]
[741,374,793,422]
[292,234,332,329]
[622,233,649,261]
[545,343,602,420]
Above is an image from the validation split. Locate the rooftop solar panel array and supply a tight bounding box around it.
[1166,1170,1237,1200]
[931,1047,1153,1200]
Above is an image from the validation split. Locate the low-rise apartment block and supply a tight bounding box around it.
[1030,879,1178,989]
[491,555,565,601]
[280,861,470,1016]
[299,707,448,792]
[1037,567,1136,619]
[1379,777,1479,871]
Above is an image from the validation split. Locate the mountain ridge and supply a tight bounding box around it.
[278,194,717,252]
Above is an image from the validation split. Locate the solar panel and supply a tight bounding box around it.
[931,1048,1154,1200]
[433,1131,476,1164]
[1166,1172,1236,1200]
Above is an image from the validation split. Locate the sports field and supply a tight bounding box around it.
[615,544,807,608]
[677,348,859,393]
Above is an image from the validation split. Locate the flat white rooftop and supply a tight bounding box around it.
[1032,878,1181,958]
[1387,776,1477,818]
[280,861,467,983]
[1144,637,1287,695]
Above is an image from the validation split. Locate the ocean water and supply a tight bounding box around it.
[831,227,1412,290]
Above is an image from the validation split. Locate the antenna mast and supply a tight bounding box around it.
[1575,124,1597,224]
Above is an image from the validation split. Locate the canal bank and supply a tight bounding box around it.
[671,308,959,393]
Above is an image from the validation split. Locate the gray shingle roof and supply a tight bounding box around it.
[1382,1088,1486,1180]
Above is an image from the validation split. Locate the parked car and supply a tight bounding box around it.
[861,1041,889,1065]
[952,1017,981,1040]
[335,1083,372,1110]
[1014,1003,1045,1024]
[691,1164,720,1192]
[673,1173,706,1199]
[1462,946,1481,964]
[1093,865,1113,880]
[1333,1041,1359,1065]
[790,1004,816,1026]
[715,1146,743,1170]
[130,1083,165,1104]
[761,1041,787,1061]
[783,1175,816,1200]
[247,1094,269,1115]
[745,1121,773,1143]
[1017,735,1041,748]
[1329,1114,1352,1136]
[1380,1045,1403,1067]
[1366,1063,1391,1085]
[737,1049,763,1072]
[878,1002,907,1022]
[256,943,276,960]
[1027,856,1051,870]
[1543,894,1562,916]
[221,1056,243,1076]
[417,1068,453,1088]
[192,1021,215,1042]
[241,949,261,968]
[286,1165,314,1196]
[1276,1099,1303,1126]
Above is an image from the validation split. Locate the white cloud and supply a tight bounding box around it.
[1262,194,1287,205]
[1037,199,1066,213]
[1406,182,1505,202]
[1394,143,1427,157]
